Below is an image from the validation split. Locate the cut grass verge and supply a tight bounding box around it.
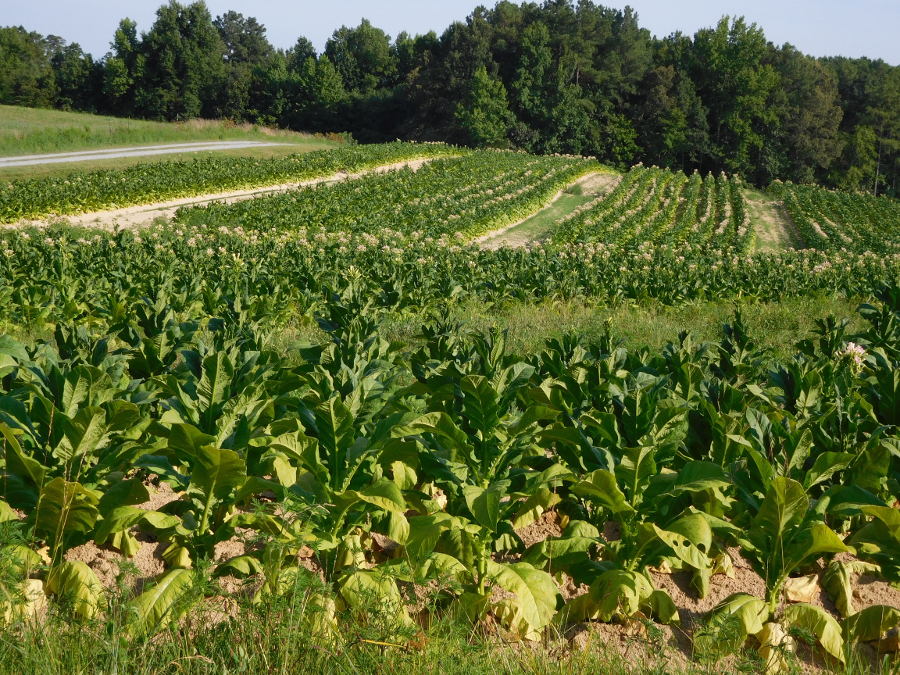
[0,104,342,158]
[2,296,865,369]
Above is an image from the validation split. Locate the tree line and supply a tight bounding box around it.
[1,0,898,194]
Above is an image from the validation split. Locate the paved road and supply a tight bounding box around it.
[0,141,288,167]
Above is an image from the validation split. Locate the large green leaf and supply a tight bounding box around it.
[742,477,847,605]
[748,477,807,546]
[462,482,507,532]
[615,446,656,506]
[486,561,559,640]
[55,407,108,462]
[314,397,355,486]
[187,445,246,532]
[33,477,100,547]
[168,423,216,464]
[803,452,854,491]
[334,478,407,520]
[782,603,845,663]
[129,568,195,638]
[572,470,634,516]
[401,412,472,456]
[97,479,150,516]
[521,536,599,574]
[460,375,501,441]
[1,423,45,508]
[510,487,561,530]
[46,561,104,620]
[197,352,233,429]
[405,513,460,560]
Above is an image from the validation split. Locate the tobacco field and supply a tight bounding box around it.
[1,143,900,674]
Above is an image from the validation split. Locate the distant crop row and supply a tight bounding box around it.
[554,166,753,254]
[0,141,462,223]
[770,180,900,254]
[175,151,599,240]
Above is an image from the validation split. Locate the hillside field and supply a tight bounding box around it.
[1,144,900,675]
[0,105,344,179]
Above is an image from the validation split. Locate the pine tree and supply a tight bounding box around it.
[456,65,511,148]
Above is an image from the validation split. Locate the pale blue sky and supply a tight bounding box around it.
[6,1,899,65]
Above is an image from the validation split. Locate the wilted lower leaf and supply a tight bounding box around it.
[782,603,845,663]
[0,579,45,626]
[823,559,881,618]
[642,589,680,625]
[559,569,653,624]
[130,568,195,638]
[46,561,104,620]
[757,622,794,674]
[2,544,42,575]
[486,561,560,640]
[214,555,264,578]
[695,593,769,657]
[842,605,900,644]
[784,575,819,603]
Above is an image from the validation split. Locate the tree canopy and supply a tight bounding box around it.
[2,0,899,194]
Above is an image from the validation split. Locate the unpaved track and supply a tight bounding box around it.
[745,191,805,251]
[14,158,431,230]
[0,141,288,167]
[476,172,619,249]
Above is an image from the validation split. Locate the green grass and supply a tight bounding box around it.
[0,105,343,158]
[745,187,803,253]
[1,536,892,675]
[384,295,864,361]
[262,295,866,366]
[480,173,618,247]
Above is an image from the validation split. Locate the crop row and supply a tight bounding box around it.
[173,151,599,240]
[552,167,753,254]
[2,224,900,329]
[1,272,899,663]
[769,181,900,254]
[0,141,463,224]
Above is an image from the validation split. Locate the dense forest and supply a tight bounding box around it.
[1,0,898,193]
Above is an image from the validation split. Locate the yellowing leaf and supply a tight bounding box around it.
[757,622,794,674]
[46,561,104,620]
[486,561,559,640]
[130,568,194,638]
[782,603,845,663]
[784,575,819,603]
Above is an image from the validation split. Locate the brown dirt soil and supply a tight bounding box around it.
[566,620,694,673]
[137,478,182,511]
[9,158,433,231]
[516,510,563,548]
[648,547,768,629]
